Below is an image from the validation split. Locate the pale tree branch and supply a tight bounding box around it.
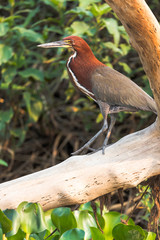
[0,122,160,211]
[0,0,160,211]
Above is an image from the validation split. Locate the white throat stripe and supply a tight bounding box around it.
[67,51,95,100]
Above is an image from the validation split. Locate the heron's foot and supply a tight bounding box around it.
[71,128,103,155]
[71,144,91,155]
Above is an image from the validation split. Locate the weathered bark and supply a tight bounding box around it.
[0,122,160,211]
[105,0,160,125]
[0,0,160,211]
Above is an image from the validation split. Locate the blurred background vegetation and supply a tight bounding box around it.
[0,0,158,182]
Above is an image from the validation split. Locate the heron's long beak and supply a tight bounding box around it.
[37,40,72,49]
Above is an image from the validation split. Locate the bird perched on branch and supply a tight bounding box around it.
[38,36,157,155]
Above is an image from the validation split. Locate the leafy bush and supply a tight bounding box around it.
[0,201,156,240]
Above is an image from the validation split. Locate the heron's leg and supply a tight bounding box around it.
[71,128,104,155]
[71,102,110,156]
[102,114,116,154]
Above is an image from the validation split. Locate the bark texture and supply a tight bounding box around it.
[0,123,160,211]
[105,0,160,125]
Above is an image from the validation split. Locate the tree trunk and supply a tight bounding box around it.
[105,0,160,124]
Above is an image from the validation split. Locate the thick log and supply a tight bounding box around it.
[0,122,160,211]
[0,0,160,211]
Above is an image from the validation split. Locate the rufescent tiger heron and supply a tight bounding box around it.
[38,36,157,155]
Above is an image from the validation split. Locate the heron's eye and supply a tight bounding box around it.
[65,40,73,45]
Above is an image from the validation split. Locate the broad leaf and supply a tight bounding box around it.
[0,108,14,123]
[73,210,97,239]
[17,202,47,234]
[0,159,8,167]
[0,22,9,36]
[13,27,43,43]
[112,223,147,240]
[103,18,120,46]
[102,212,134,240]
[90,227,105,240]
[60,228,85,240]
[51,208,77,234]
[0,210,12,234]
[4,209,20,237]
[0,44,13,65]
[70,21,89,36]
[19,68,44,82]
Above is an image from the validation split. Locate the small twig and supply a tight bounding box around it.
[91,201,104,233]
[44,228,58,240]
[125,185,150,223]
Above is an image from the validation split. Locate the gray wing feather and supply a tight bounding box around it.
[91,66,157,113]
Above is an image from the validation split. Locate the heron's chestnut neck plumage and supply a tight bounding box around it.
[63,36,104,100]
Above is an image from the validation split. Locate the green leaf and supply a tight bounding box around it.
[146,232,156,240]
[120,43,131,55]
[23,92,43,122]
[7,228,26,240]
[90,227,105,240]
[0,122,5,135]
[79,0,100,9]
[0,228,2,240]
[0,22,9,36]
[44,209,56,232]
[41,0,59,10]
[112,224,147,240]
[96,113,103,123]
[118,62,132,74]
[23,91,31,113]
[23,7,39,28]
[0,159,8,167]
[19,68,44,82]
[10,127,27,146]
[60,228,85,240]
[73,210,97,239]
[0,210,12,234]
[102,212,134,240]
[0,108,14,123]
[66,7,93,18]
[51,207,77,234]
[17,202,47,234]
[13,26,43,43]
[0,44,13,65]
[4,209,20,237]
[29,233,41,240]
[2,66,17,86]
[9,0,15,7]
[103,18,120,46]
[91,3,111,17]
[104,42,123,55]
[78,202,93,212]
[31,100,43,122]
[70,21,89,36]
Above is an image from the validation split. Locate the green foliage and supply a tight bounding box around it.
[0,201,156,240]
[102,211,135,240]
[112,224,156,240]
[17,202,47,234]
[0,210,12,234]
[0,159,8,167]
[51,207,77,234]
[60,228,85,240]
